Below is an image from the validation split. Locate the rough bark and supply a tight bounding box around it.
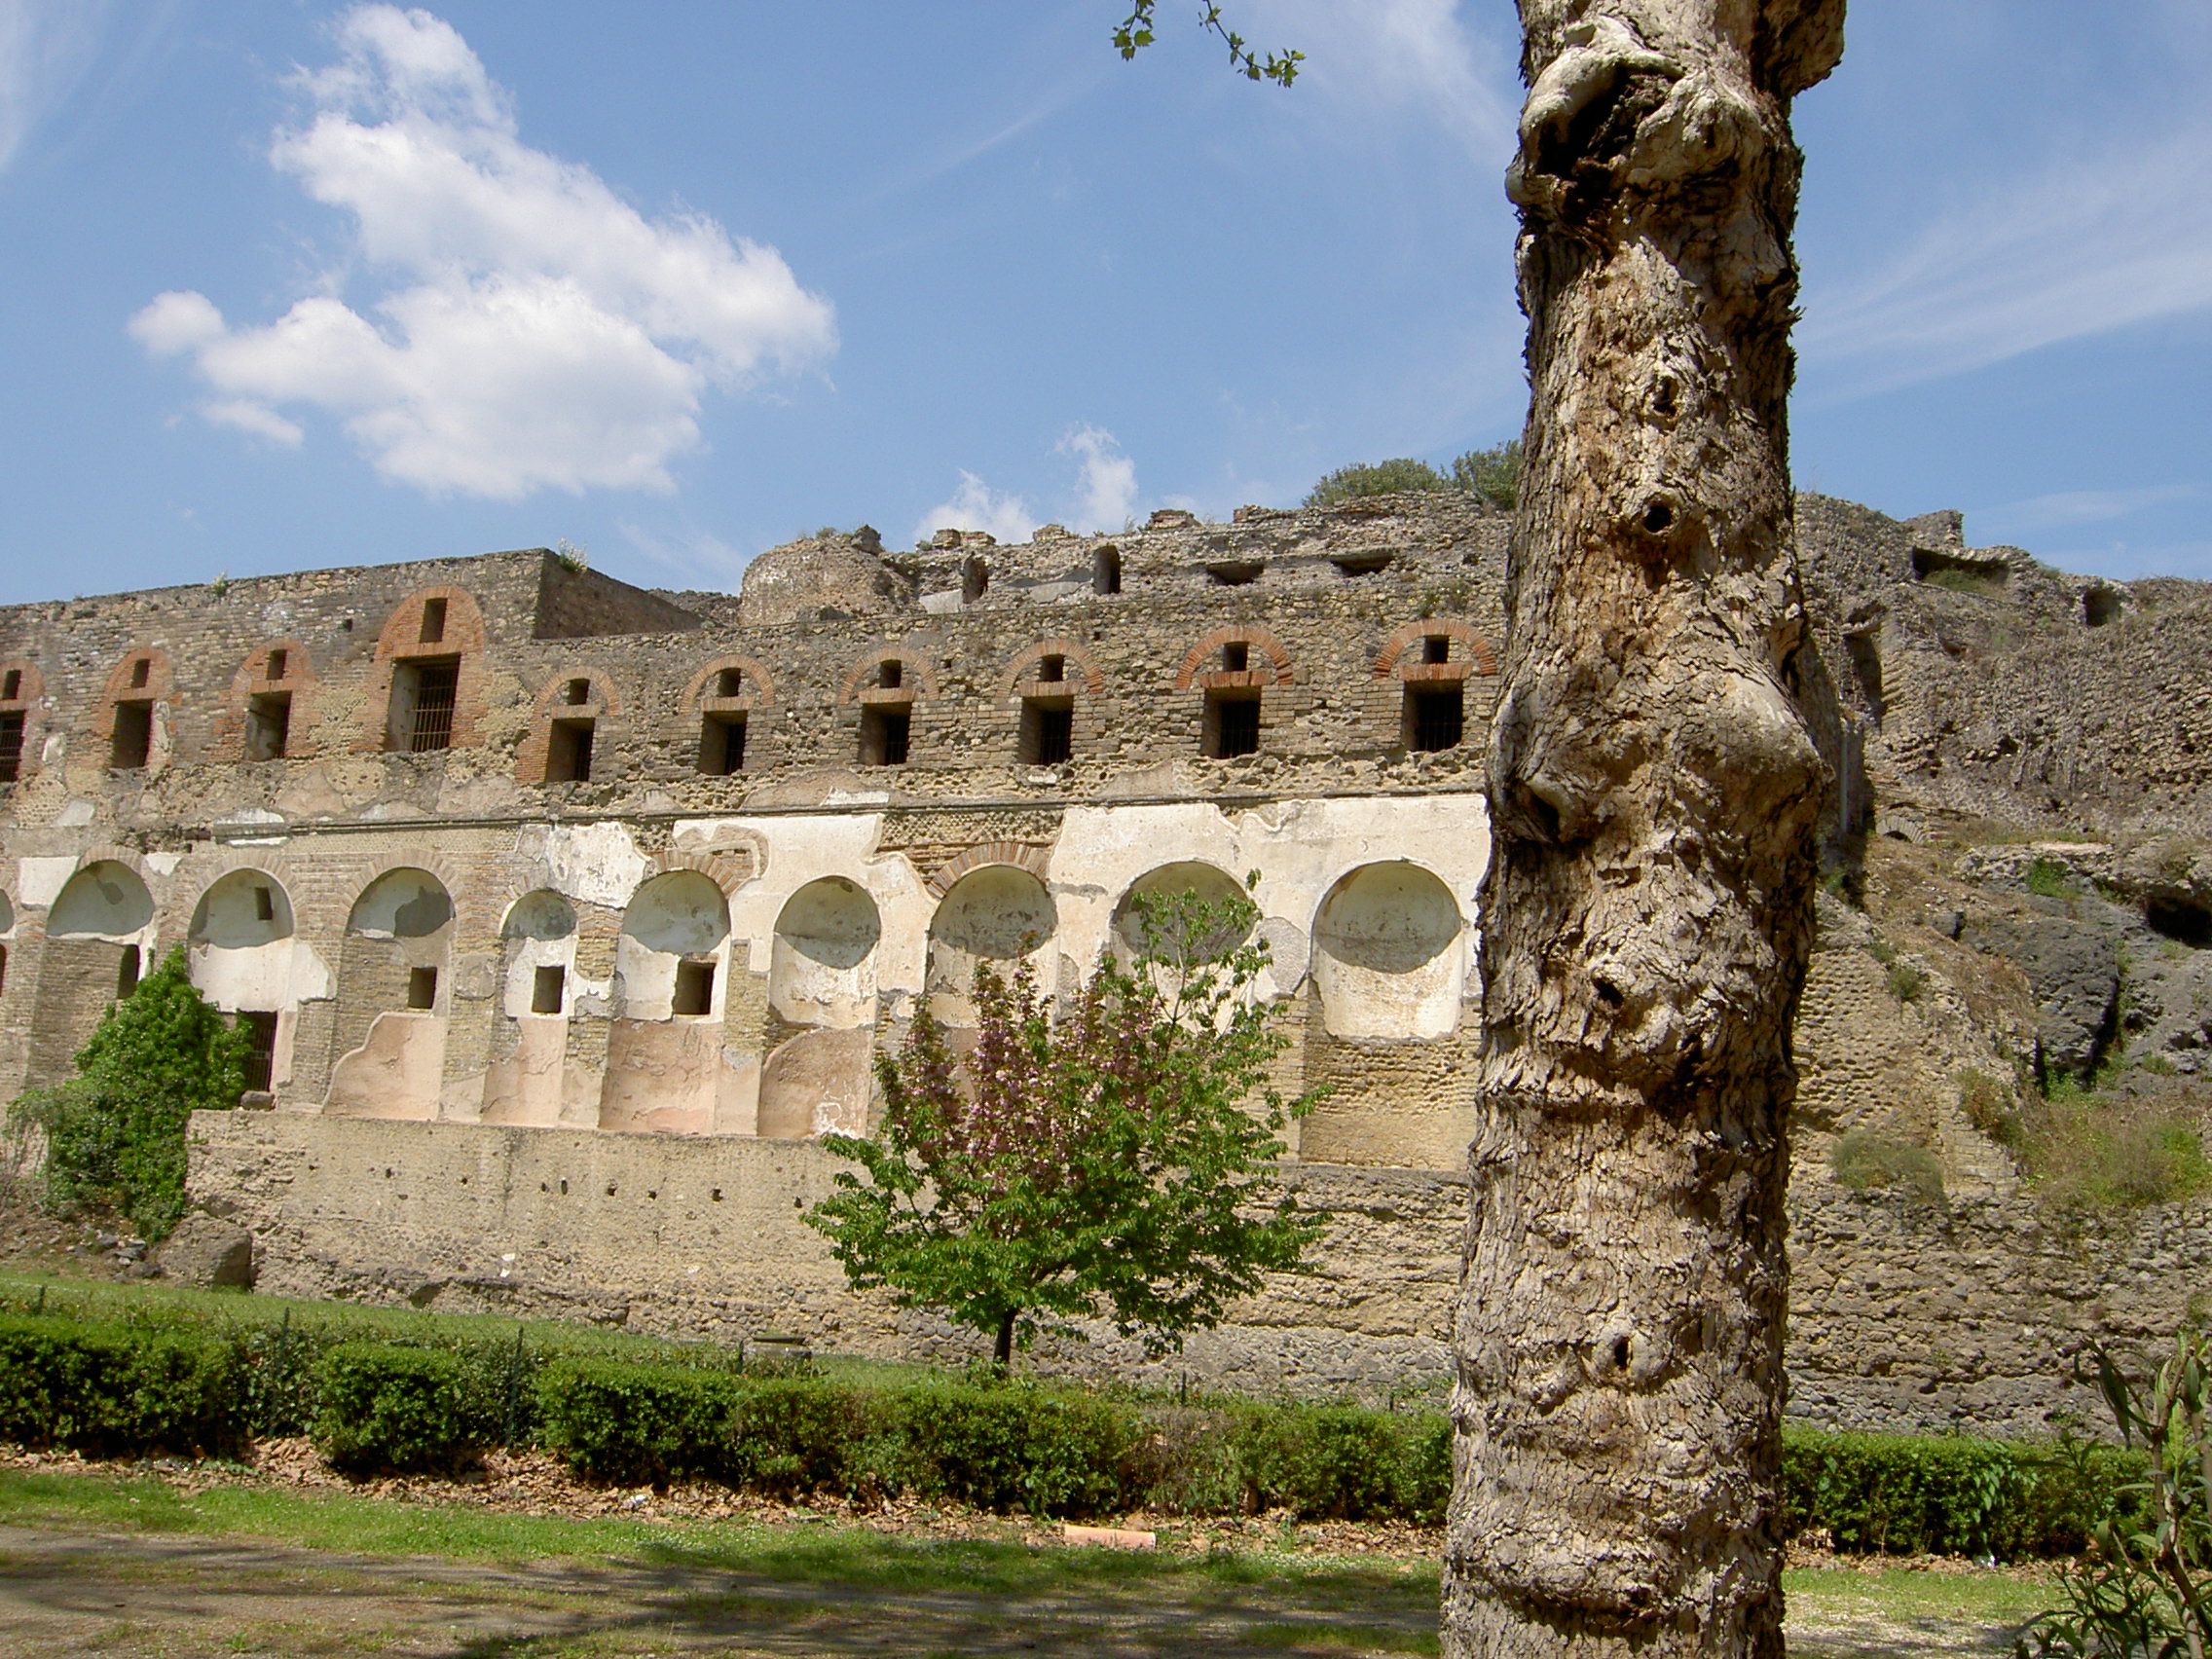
[1445,5,1845,1657]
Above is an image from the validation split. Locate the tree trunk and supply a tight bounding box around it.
[994,1309,1016,1373]
[1446,6,1844,1658]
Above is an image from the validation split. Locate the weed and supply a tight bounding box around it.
[2021,1078,2211,1210]
[1830,1130,1946,1206]
[2025,859,2076,900]
[1960,1070,2022,1148]
[1885,961,1926,1003]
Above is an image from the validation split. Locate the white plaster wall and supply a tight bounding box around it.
[613,871,729,1020]
[769,876,881,1029]
[927,865,1057,1026]
[499,890,578,1018]
[326,1012,445,1120]
[1311,862,1468,1040]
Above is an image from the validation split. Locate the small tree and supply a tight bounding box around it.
[1303,457,1452,508]
[806,886,1323,1369]
[1450,439,1521,511]
[7,946,248,1242]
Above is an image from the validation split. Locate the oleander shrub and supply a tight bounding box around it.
[0,1312,241,1456]
[313,1343,475,1474]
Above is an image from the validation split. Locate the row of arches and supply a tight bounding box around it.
[0,851,1472,1140]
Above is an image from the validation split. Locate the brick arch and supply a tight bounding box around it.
[360,585,490,754]
[1172,625,1294,691]
[1372,617,1497,679]
[926,840,1053,899]
[641,848,756,899]
[340,856,470,934]
[527,666,624,720]
[837,645,939,704]
[99,645,176,705]
[215,640,319,760]
[998,639,1107,700]
[682,653,777,712]
[47,846,165,934]
[179,855,302,935]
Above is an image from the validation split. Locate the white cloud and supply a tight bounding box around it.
[1253,0,1516,159]
[0,0,113,172]
[911,471,1037,547]
[129,4,835,498]
[1973,484,2198,537]
[1057,424,1138,532]
[1801,116,2212,394]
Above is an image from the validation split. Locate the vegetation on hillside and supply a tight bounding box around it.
[1303,441,1520,511]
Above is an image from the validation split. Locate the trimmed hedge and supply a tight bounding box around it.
[0,1299,2158,1553]
[0,1312,241,1456]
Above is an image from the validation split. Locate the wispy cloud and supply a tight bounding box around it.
[1057,424,1138,532]
[1801,113,2212,394]
[911,470,1036,547]
[129,4,835,499]
[1973,484,2199,538]
[618,520,750,585]
[0,0,115,171]
[1253,0,1517,159]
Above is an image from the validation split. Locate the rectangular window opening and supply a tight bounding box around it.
[714,666,743,698]
[252,886,276,923]
[129,658,151,689]
[244,691,292,760]
[1203,692,1260,759]
[1222,642,1249,673]
[117,944,141,999]
[878,658,903,689]
[266,648,288,682]
[700,713,747,775]
[2,669,21,699]
[1206,562,1264,587]
[110,701,153,769]
[406,966,439,1011]
[419,597,448,644]
[672,958,716,1017]
[388,656,461,753]
[0,710,22,784]
[546,717,595,783]
[860,707,910,766]
[1406,685,1465,753]
[237,1012,278,1094]
[531,964,567,1014]
[1334,553,1394,578]
[1019,699,1073,765]
[1423,635,1451,664]
[562,677,590,706]
[1038,654,1065,683]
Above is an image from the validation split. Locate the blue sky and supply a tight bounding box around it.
[2,1,2208,606]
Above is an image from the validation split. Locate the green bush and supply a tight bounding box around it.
[1451,440,1521,510]
[727,1378,887,1497]
[313,1343,475,1474]
[1304,459,1451,508]
[535,1357,745,1484]
[1831,1129,1947,1205]
[0,1312,241,1456]
[2025,859,2076,900]
[894,1382,1136,1517]
[1784,1426,2027,1557]
[1233,1403,1406,1520]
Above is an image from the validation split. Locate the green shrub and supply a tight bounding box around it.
[1784,1426,2027,1557]
[5,948,248,1242]
[313,1343,474,1474]
[0,1312,241,1456]
[1885,961,1927,1002]
[1831,1130,1946,1205]
[1304,459,1451,508]
[726,1378,887,1497]
[1451,440,1521,510]
[2025,859,2076,900]
[895,1381,1136,1517]
[535,1356,746,1485]
[1960,1070,2021,1148]
[1233,1403,1407,1520]
[2024,1080,2212,1210]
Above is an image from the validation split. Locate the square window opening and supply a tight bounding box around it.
[700,712,747,775]
[1222,642,1249,673]
[406,966,439,1011]
[562,677,590,706]
[1038,653,1064,683]
[1019,699,1073,765]
[714,666,743,698]
[244,691,292,760]
[861,707,910,766]
[673,958,716,1017]
[117,944,141,999]
[0,710,23,784]
[110,701,153,769]
[1406,685,1465,753]
[878,658,903,689]
[388,656,461,753]
[1423,635,1451,664]
[531,964,567,1014]
[1203,691,1260,759]
[419,597,448,645]
[546,717,595,783]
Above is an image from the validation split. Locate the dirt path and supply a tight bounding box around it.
[0,1524,1443,1658]
[0,1523,2052,1659]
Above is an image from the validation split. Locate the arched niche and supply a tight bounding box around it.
[187,870,297,1016]
[602,869,734,1135]
[346,868,454,940]
[325,867,455,1121]
[769,877,881,1027]
[614,870,730,1020]
[500,890,578,1018]
[1310,862,1466,1040]
[49,862,155,939]
[1109,862,1251,967]
[0,891,15,935]
[927,865,1055,1028]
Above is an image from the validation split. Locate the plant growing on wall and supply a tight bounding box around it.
[7,947,248,1242]
[806,884,1323,1370]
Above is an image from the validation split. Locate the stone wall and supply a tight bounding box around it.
[189,1109,2211,1435]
